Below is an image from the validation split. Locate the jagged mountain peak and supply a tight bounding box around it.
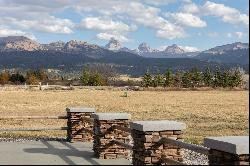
[138,42,152,52]
[137,42,159,54]
[66,40,87,45]
[105,37,122,51]
[164,44,186,54]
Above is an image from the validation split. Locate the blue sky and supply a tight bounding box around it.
[0,0,249,51]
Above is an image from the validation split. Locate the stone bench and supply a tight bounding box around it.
[204,136,249,165]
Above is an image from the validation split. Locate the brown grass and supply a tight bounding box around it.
[0,89,248,144]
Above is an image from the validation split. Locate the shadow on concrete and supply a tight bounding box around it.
[23,141,100,165]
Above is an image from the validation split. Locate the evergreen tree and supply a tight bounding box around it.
[190,67,202,88]
[9,72,26,84]
[81,68,90,86]
[142,70,153,87]
[182,71,192,88]
[221,70,231,88]
[174,70,182,88]
[164,69,174,87]
[153,73,164,87]
[203,67,213,87]
[229,69,243,88]
[213,68,223,87]
[89,72,106,86]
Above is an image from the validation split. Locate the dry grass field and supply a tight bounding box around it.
[0,89,248,144]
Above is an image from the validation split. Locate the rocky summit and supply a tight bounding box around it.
[164,44,186,55]
[0,36,42,51]
[105,37,122,51]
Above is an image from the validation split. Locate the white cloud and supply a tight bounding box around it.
[1,0,247,42]
[235,32,244,38]
[78,17,136,43]
[156,26,186,40]
[181,2,200,13]
[0,16,74,34]
[0,0,187,40]
[181,1,249,27]
[168,12,207,28]
[0,27,36,40]
[75,0,187,39]
[0,0,70,13]
[0,0,74,34]
[79,17,136,32]
[202,1,249,26]
[97,32,129,42]
[143,0,176,6]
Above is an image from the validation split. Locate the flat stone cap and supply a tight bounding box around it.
[66,107,96,113]
[91,113,131,120]
[204,136,249,155]
[130,120,186,131]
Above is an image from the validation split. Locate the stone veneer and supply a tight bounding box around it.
[92,113,131,159]
[204,136,249,165]
[66,107,95,142]
[130,120,186,165]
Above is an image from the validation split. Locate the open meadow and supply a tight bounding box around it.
[0,88,248,144]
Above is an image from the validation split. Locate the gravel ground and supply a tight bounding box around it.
[0,137,209,165]
[0,137,67,142]
[183,149,208,165]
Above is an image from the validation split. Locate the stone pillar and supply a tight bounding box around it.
[66,107,96,142]
[130,120,186,165]
[92,113,131,159]
[204,136,249,165]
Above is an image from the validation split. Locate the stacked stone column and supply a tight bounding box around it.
[204,136,249,165]
[66,107,95,142]
[92,113,131,159]
[130,120,186,165]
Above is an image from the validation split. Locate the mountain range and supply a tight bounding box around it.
[0,36,248,75]
[104,38,199,58]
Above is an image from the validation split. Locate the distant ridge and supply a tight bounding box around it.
[0,36,248,64]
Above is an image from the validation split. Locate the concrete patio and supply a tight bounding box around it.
[0,141,131,165]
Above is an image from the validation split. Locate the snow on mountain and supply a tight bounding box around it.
[105,37,122,51]
[203,42,249,54]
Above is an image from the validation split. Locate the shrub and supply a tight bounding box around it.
[9,72,26,84]
[0,72,9,85]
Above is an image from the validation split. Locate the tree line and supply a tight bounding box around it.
[1,67,244,89]
[0,69,48,85]
[141,67,243,88]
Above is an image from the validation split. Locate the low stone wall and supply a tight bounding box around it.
[92,113,131,159]
[64,107,249,165]
[208,149,249,165]
[66,107,95,142]
[130,120,186,165]
[204,136,249,165]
